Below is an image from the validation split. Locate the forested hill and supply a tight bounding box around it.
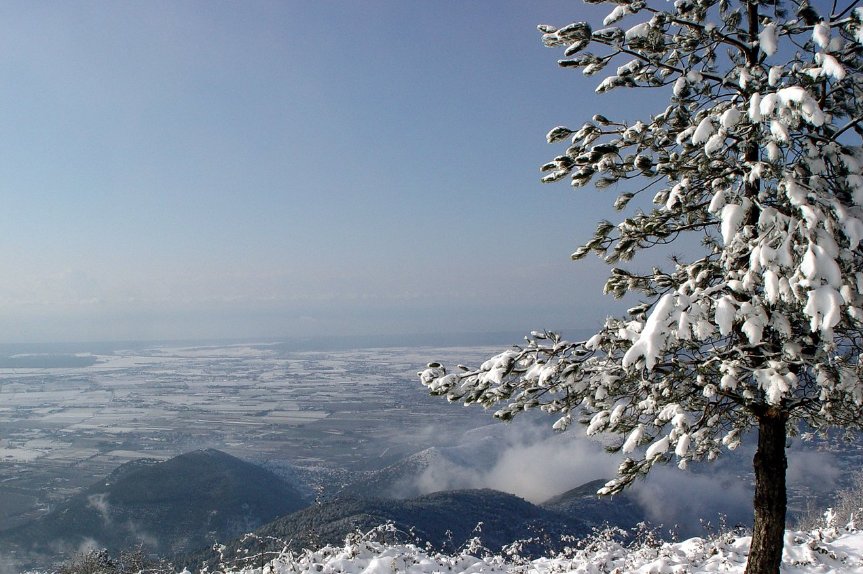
[0,449,308,569]
[185,489,586,571]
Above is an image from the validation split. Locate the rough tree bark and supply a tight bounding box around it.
[745,409,788,574]
[741,1,788,569]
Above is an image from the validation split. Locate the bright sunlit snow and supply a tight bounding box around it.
[212,524,863,574]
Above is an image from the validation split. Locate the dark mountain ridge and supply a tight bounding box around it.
[0,449,309,570]
[184,488,588,571]
[2,445,659,573]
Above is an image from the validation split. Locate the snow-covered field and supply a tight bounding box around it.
[205,523,863,574]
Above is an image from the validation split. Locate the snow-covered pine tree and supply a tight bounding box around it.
[419,2,863,573]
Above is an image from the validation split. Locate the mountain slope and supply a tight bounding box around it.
[1,449,309,569]
[541,478,648,531]
[337,439,500,499]
[186,488,587,570]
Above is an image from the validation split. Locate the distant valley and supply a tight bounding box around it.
[0,343,500,531]
[0,341,856,572]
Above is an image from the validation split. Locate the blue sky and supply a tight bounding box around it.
[0,1,654,343]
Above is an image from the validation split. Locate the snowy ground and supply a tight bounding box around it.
[204,523,863,574]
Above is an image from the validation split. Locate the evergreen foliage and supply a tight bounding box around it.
[419,2,863,572]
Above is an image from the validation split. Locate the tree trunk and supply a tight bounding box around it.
[745,409,788,574]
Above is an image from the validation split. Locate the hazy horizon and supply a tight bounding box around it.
[0,327,601,355]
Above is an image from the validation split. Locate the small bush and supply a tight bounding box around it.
[797,469,863,531]
[55,547,173,574]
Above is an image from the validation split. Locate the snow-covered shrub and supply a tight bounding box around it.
[830,470,863,530]
[54,546,173,574]
[212,523,863,574]
[798,469,863,532]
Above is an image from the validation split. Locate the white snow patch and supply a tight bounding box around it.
[625,22,651,42]
[622,424,644,453]
[816,52,846,80]
[622,294,677,370]
[759,23,778,56]
[813,23,831,49]
[692,116,716,145]
[716,295,737,336]
[720,107,742,129]
[804,286,844,336]
[644,436,669,459]
[720,202,747,245]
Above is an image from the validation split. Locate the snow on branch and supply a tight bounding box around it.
[420,0,863,500]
